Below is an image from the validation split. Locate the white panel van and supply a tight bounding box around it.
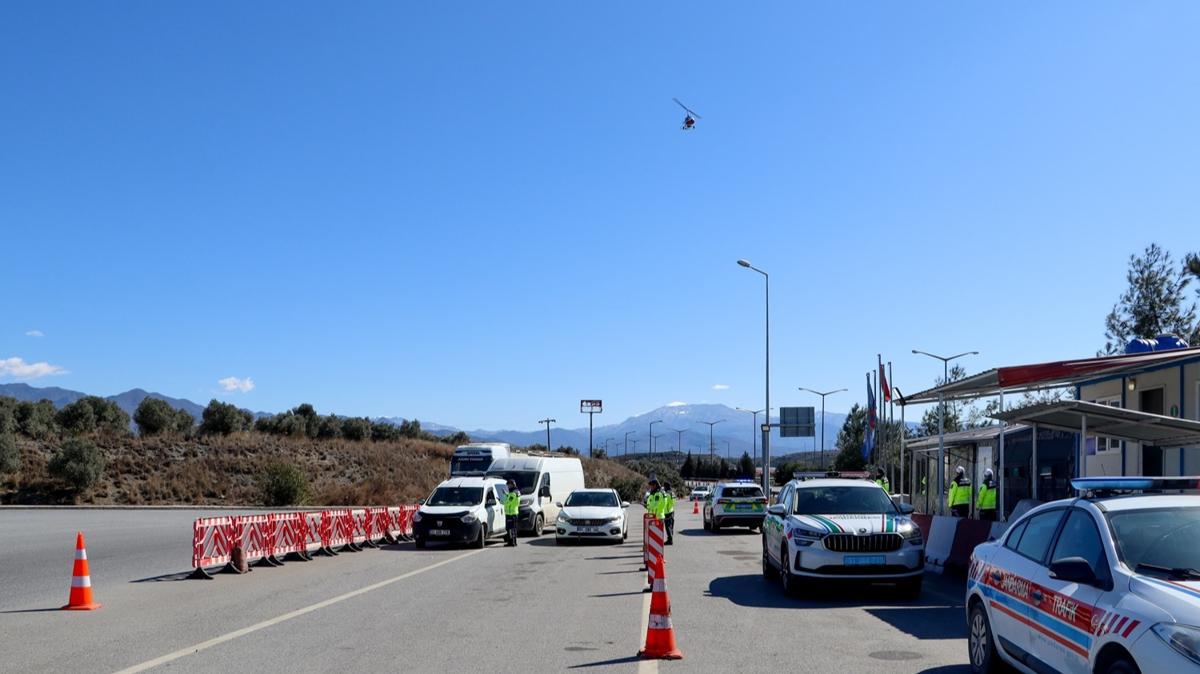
[487,456,585,535]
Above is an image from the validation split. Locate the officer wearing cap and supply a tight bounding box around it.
[503,479,521,546]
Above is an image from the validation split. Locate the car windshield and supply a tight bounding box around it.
[426,487,484,507]
[721,486,763,498]
[486,470,538,495]
[565,492,618,508]
[1107,507,1200,577]
[450,455,492,475]
[793,487,897,515]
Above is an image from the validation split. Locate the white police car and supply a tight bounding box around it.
[967,477,1200,674]
[762,477,925,597]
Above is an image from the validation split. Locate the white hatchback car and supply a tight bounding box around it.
[555,488,629,544]
[966,477,1200,674]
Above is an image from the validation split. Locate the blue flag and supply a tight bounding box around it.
[862,376,876,461]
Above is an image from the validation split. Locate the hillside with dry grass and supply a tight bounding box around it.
[0,432,650,506]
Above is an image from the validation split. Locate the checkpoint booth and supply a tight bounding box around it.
[898,344,1200,521]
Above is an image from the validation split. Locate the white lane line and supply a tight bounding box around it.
[637,588,657,674]
[113,549,483,674]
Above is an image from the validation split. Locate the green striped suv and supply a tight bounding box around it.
[762,477,925,598]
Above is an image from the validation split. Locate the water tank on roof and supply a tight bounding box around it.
[1124,338,1157,354]
[1155,334,1190,351]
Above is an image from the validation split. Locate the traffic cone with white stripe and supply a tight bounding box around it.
[638,553,682,660]
[62,532,101,611]
[692,500,699,514]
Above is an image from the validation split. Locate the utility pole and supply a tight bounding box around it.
[538,418,555,452]
[797,389,846,470]
[624,430,636,458]
[699,419,725,460]
[736,407,770,472]
[649,419,662,455]
[671,428,687,458]
[604,437,615,457]
[737,259,770,495]
[912,349,978,515]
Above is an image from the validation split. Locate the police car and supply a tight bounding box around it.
[966,477,1200,674]
[761,476,925,597]
[703,480,767,532]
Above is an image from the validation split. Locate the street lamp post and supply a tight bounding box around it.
[797,388,847,470]
[653,434,664,456]
[604,437,615,457]
[649,419,662,455]
[738,259,770,495]
[911,349,978,514]
[736,407,770,473]
[699,419,725,459]
[539,418,556,453]
[624,430,636,458]
[671,428,687,457]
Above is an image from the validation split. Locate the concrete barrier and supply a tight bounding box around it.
[924,516,958,574]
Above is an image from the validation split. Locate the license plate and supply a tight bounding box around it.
[730,503,762,512]
[844,555,886,566]
[429,529,450,536]
[580,526,600,533]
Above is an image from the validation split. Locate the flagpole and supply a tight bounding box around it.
[877,354,884,482]
[890,361,898,497]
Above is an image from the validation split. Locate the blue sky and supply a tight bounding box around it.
[3,2,1199,430]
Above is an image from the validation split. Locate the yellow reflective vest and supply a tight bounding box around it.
[948,479,973,508]
[977,481,997,510]
[875,478,890,493]
[503,491,521,516]
[646,491,669,518]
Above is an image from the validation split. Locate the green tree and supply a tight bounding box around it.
[738,452,755,478]
[443,431,471,445]
[199,400,253,436]
[0,432,18,474]
[16,400,57,439]
[57,396,129,436]
[259,462,310,506]
[1103,243,1197,354]
[525,443,548,453]
[340,417,372,441]
[833,403,867,471]
[398,419,423,438]
[48,438,106,493]
[315,414,342,439]
[56,400,96,435]
[916,365,968,437]
[556,445,579,455]
[134,397,177,436]
[291,404,319,437]
[680,452,695,479]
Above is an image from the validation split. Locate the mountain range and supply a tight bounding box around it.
[0,383,865,461]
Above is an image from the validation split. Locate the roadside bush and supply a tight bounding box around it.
[16,399,58,439]
[611,475,646,503]
[48,438,106,493]
[134,397,194,436]
[199,400,253,436]
[0,433,19,474]
[259,462,309,506]
[56,400,96,435]
[341,417,371,441]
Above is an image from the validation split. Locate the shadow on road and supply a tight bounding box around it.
[914,666,971,674]
[866,607,967,640]
[567,655,644,668]
[0,608,61,614]
[590,591,646,598]
[707,573,966,613]
[130,571,193,583]
[678,527,758,537]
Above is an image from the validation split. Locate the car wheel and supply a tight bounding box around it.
[762,537,777,580]
[711,519,722,533]
[414,538,426,550]
[1103,657,1141,674]
[474,527,486,549]
[531,514,544,537]
[779,543,800,597]
[899,576,922,600]
[622,527,628,541]
[703,514,711,531]
[968,600,999,673]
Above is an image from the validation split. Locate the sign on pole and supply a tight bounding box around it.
[779,406,815,438]
[581,400,602,457]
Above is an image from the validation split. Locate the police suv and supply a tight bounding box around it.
[762,476,925,597]
[703,480,767,532]
[967,477,1200,674]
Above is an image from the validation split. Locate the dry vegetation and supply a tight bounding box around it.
[0,433,650,506]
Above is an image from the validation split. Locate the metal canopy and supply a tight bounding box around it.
[899,347,1200,405]
[992,400,1200,447]
[905,424,1029,452]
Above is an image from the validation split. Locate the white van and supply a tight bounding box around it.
[412,476,511,549]
[450,442,514,477]
[487,455,585,535]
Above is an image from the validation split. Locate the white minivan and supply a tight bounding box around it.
[412,477,511,549]
[450,442,514,477]
[487,455,585,535]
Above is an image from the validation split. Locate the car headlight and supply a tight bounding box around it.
[559,516,573,525]
[412,512,423,523]
[790,528,824,546]
[605,516,622,523]
[898,521,923,543]
[1154,623,1200,665]
[461,513,478,524]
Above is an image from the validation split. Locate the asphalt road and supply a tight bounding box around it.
[0,506,970,673]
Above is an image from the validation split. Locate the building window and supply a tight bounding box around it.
[1089,397,1121,453]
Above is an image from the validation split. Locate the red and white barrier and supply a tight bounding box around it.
[646,517,665,587]
[190,505,421,579]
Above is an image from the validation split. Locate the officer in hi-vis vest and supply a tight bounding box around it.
[977,468,998,522]
[503,479,521,547]
[948,466,972,518]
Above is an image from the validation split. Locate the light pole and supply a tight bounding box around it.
[699,419,725,459]
[738,258,770,495]
[624,430,636,458]
[539,418,556,452]
[652,434,664,456]
[649,419,662,455]
[736,407,770,473]
[671,427,687,457]
[797,388,847,470]
[911,349,978,514]
[725,440,731,459]
[604,437,615,457]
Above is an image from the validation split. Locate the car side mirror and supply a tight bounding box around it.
[417,498,426,505]
[555,502,563,508]
[621,502,630,508]
[1049,557,1099,586]
[539,486,551,498]
[899,503,915,515]
[767,504,786,516]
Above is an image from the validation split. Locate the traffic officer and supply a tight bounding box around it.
[663,484,676,546]
[503,479,521,547]
[977,468,998,522]
[948,466,972,518]
[875,467,890,493]
[646,478,669,542]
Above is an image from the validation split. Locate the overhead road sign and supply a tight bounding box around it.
[779,406,815,438]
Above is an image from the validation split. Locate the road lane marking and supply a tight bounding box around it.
[637,588,657,674]
[113,549,483,674]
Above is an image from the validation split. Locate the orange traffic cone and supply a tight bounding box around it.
[62,532,101,611]
[638,555,682,660]
[692,500,699,514]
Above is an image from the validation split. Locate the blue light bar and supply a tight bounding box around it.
[1071,477,1200,492]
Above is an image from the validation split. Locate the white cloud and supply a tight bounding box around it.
[666,401,688,407]
[25,330,44,338]
[218,376,255,393]
[711,384,730,391]
[0,356,67,380]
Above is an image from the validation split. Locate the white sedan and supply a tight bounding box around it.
[555,488,629,544]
